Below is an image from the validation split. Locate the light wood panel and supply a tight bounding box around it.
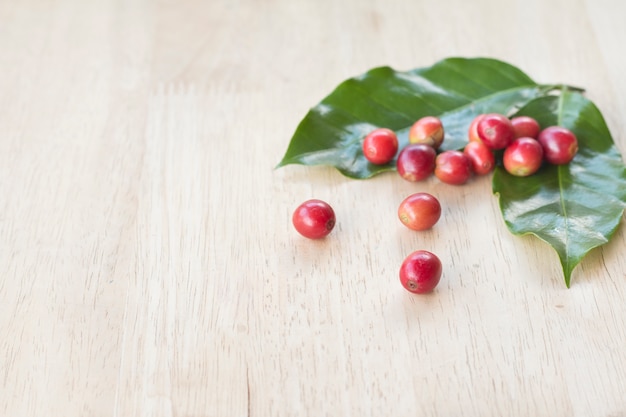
[1,0,626,416]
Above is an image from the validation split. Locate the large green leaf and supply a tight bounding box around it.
[278,57,626,286]
[277,57,558,178]
[493,90,626,287]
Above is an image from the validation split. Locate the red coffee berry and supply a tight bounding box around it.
[477,113,515,150]
[398,192,441,231]
[463,140,495,175]
[434,150,472,185]
[399,250,442,294]
[362,128,398,165]
[396,144,436,182]
[468,114,486,143]
[511,116,540,139]
[537,126,579,165]
[292,199,336,239]
[409,116,444,149]
[503,137,544,177]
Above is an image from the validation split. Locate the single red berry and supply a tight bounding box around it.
[537,126,579,165]
[510,116,540,139]
[362,128,398,165]
[468,114,486,143]
[408,116,444,149]
[503,137,544,176]
[292,199,336,239]
[463,140,495,175]
[396,144,436,182]
[398,193,441,231]
[434,150,472,185]
[399,250,442,294]
[477,113,515,150]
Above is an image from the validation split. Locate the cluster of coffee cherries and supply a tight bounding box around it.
[292,195,442,295]
[362,113,579,184]
[291,114,579,295]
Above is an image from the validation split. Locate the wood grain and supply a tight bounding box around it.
[1,0,626,416]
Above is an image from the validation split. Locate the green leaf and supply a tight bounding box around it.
[278,57,626,286]
[493,89,626,286]
[277,57,556,178]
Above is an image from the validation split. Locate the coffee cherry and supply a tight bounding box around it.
[396,144,436,182]
[463,141,495,175]
[409,116,444,149]
[537,126,579,165]
[362,128,398,165]
[511,116,540,139]
[435,150,472,185]
[503,137,544,176]
[468,114,486,143]
[399,250,442,294]
[477,113,515,150]
[292,199,336,239]
[398,193,441,231]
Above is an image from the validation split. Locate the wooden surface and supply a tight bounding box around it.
[2,0,626,416]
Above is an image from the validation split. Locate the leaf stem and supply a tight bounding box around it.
[555,88,572,286]
[540,83,585,95]
[556,88,565,126]
[560,84,585,94]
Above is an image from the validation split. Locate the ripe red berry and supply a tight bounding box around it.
[477,113,515,150]
[399,250,442,294]
[468,114,486,143]
[510,116,540,139]
[398,193,441,231]
[292,199,336,239]
[503,137,544,177]
[408,116,444,149]
[434,150,472,185]
[537,126,579,165]
[463,140,495,175]
[362,128,398,165]
[396,144,436,182]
